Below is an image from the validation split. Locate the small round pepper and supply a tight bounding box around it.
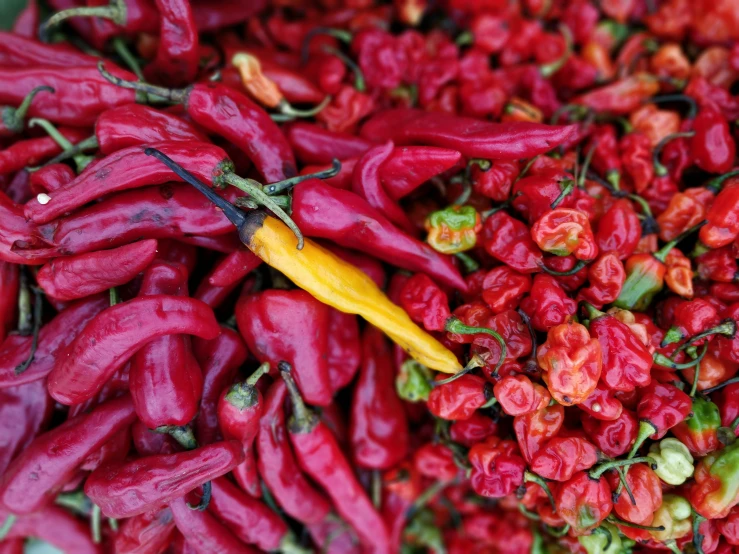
[648,438,695,486]
[425,205,482,254]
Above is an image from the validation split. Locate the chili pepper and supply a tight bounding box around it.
[620,131,654,194]
[582,410,638,457]
[657,187,715,242]
[207,249,262,288]
[697,246,739,283]
[399,273,451,332]
[514,404,565,463]
[291,179,467,291]
[48,294,219,405]
[717,507,739,546]
[286,122,374,165]
[425,205,482,254]
[0,294,108,388]
[381,146,461,200]
[576,253,626,309]
[573,73,660,115]
[636,494,691,545]
[609,463,662,525]
[468,436,526,498]
[25,140,231,224]
[326,308,362,395]
[236,289,332,407]
[481,266,532,314]
[114,507,176,554]
[169,496,256,554]
[450,412,498,447]
[700,179,739,249]
[471,159,519,202]
[494,374,551,417]
[428,373,489,421]
[664,247,694,299]
[209,477,306,554]
[531,436,599,482]
[554,471,613,536]
[595,199,641,260]
[0,379,52,475]
[256,381,332,524]
[360,108,577,159]
[281,368,390,554]
[692,104,736,174]
[350,325,409,470]
[0,262,18,343]
[584,303,652,392]
[520,273,577,332]
[629,381,692,458]
[36,239,158,301]
[537,321,602,405]
[142,0,199,86]
[0,394,136,514]
[531,207,598,261]
[29,163,76,195]
[579,382,624,421]
[0,505,102,554]
[671,397,722,457]
[482,210,544,273]
[10,0,38,38]
[0,33,97,67]
[85,440,243,518]
[715,304,739,364]
[0,85,55,138]
[689,439,739,519]
[0,127,89,176]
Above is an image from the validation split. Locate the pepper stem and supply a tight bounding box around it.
[693,511,707,554]
[2,86,54,135]
[582,302,606,322]
[678,319,737,353]
[705,169,739,194]
[590,456,656,479]
[539,25,573,78]
[591,526,613,550]
[702,376,739,395]
[538,259,587,276]
[653,343,707,370]
[187,481,212,511]
[111,37,144,81]
[301,27,352,63]
[455,252,480,273]
[157,425,198,451]
[320,45,365,92]
[615,466,637,505]
[627,421,657,459]
[405,479,447,521]
[278,96,332,119]
[524,471,556,510]
[264,159,341,195]
[17,270,32,335]
[29,118,93,172]
[109,287,120,306]
[222,172,304,250]
[652,131,695,177]
[445,317,507,375]
[45,0,126,28]
[605,515,665,532]
[15,285,43,375]
[98,62,187,104]
[550,179,575,209]
[91,504,102,543]
[0,514,16,541]
[432,355,483,387]
[247,362,270,386]
[653,219,707,263]
[648,94,698,120]
[280,361,319,434]
[577,142,597,188]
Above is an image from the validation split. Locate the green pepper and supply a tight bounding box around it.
[425,205,482,254]
[578,522,627,554]
[688,439,739,519]
[648,438,694,485]
[671,397,721,457]
[396,360,433,402]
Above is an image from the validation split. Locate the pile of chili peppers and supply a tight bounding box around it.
[1,0,739,553]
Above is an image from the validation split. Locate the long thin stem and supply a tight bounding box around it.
[264,159,341,195]
[15,286,43,375]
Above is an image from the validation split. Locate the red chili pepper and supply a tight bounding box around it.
[400,273,451,332]
[513,404,565,464]
[494,374,551,416]
[287,122,374,165]
[36,239,158,301]
[578,381,624,421]
[236,289,332,406]
[691,104,736,174]
[468,436,526,498]
[450,412,498,447]
[10,0,39,38]
[620,131,654,194]
[582,409,638,458]
[531,207,598,261]
[596,198,641,260]
[520,273,577,332]
[291,180,467,290]
[482,211,544,273]
[608,463,662,525]
[0,379,52,475]
[256,381,332,524]
[555,471,613,536]
[114,508,176,554]
[25,141,230,224]
[29,163,75,195]
[143,0,199,86]
[480,266,532,314]
[700,179,739,249]
[169,496,256,554]
[380,146,461,200]
[530,436,599,482]
[191,0,265,32]
[0,394,136,514]
[511,171,575,223]
[0,127,89,176]
[0,505,102,554]
[86,440,243,518]
[629,381,692,457]
[0,294,108,388]
[48,295,219,405]
[573,73,660,115]
[281,368,390,554]
[428,373,489,420]
[0,31,97,67]
[350,325,409,469]
[0,262,18,343]
[206,248,262,288]
[471,159,520,202]
[361,108,576,159]
[657,187,714,242]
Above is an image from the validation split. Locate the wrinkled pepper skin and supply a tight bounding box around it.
[236,289,332,406]
[36,239,158,301]
[350,325,409,469]
[0,394,136,514]
[555,472,613,536]
[689,439,739,519]
[85,440,244,518]
[469,436,526,498]
[48,295,220,406]
[672,397,722,457]
[113,508,176,554]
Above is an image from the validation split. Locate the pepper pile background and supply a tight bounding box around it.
[1,0,739,553]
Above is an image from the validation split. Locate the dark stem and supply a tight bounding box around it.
[652,131,695,177]
[648,94,698,119]
[98,62,186,103]
[187,481,212,511]
[320,46,365,92]
[280,362,319,434]
[15,286,43,375]
[301,27,352,64]
[264,159,341,195]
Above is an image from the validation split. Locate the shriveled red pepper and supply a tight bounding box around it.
[531,207,598,261]
[481,266,532,314]
[700,179,739,249]
[399,273,451,332]
[573,73,660,115]
[29,163,75,195]
[469,436,526,498]
[0,505,102,554]
[494,374,551,416]
[428,373,489,420]
[582,409,638,457]
[281,368,390,554]
[380,146,461,200]
[482,210,543,273]
[629,381,692,458]
[236,289,332,407]
[350,325,409,469]
[520,273,577,332]
[144,0,199,86]
[48,294,219,405]
[361,108,576,159]
[36,239,158,301]
[0,394,136,514]
[537,321,602,405]
[554,471,613,536]
[0,33,97,67]
[514,404,565,464]
[530,436,599,482]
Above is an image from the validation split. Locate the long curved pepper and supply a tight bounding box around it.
[145,148,464,375]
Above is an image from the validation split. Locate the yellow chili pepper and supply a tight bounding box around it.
[242,212,463,374]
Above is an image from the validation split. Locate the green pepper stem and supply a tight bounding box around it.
[109,287,120,306]
[590,456,656,479]
[320,46,365,92]
[3,85,55,135]
[677,320,737,354]
[627,421,657,459]
[55,491,93,515]
[445,317,507,375]
[91,504,102,543]
[550,179,575,209]
[301,27,352,63]
[577,143,597,188]
[29,117,74,151]
[606,515,665,532]
[405,480,448,521]
[17,270,32,335]
[550,104,590,125]
[706,169,739,194]
[98,62,187,104]
[540,25,573,78]
[111,37,144,81]
[582,302,606,322]
[247,362,270,386]
[280,362,319,434]
[591,526,613,550]
[280,533,313,554]
[45,0,126,28]
[279,96,331,118]
[264,159,342,195]
[524,471,556,510]
[158,425,198,451]
[455,252,480,273]
[627,193,654,218]
[653,219,707,263]
[0,514,16,541]
[615,466,636,505]
[45,135,99,166]
[652,131,695,177]
[654,343,707,370]
[15,286,43,375]
[187,481,212,511]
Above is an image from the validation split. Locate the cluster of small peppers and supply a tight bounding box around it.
[0,0,738,553]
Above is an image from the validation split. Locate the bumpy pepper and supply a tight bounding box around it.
[555,471,613,536]
[494,375,551,417]
[514,404,565,463]
[577,253,626,309]
[578,522,624,554]
[399,273,451,332]
[537,321,602,405]
[700,180,739,249]
[648,438,694,485]
[425,205,482,254]
[689,439,739,519]
[672,397,722,457]
[530,436,599,482]
[584,303,652,392]
[520,274,577,332]
[427,374,490,421]
[531,208,598,261]
[629,382,692,458]
[648,494,692,543]
[609,463,662,525]
[468,436,526,498]
[482,210,544,273]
